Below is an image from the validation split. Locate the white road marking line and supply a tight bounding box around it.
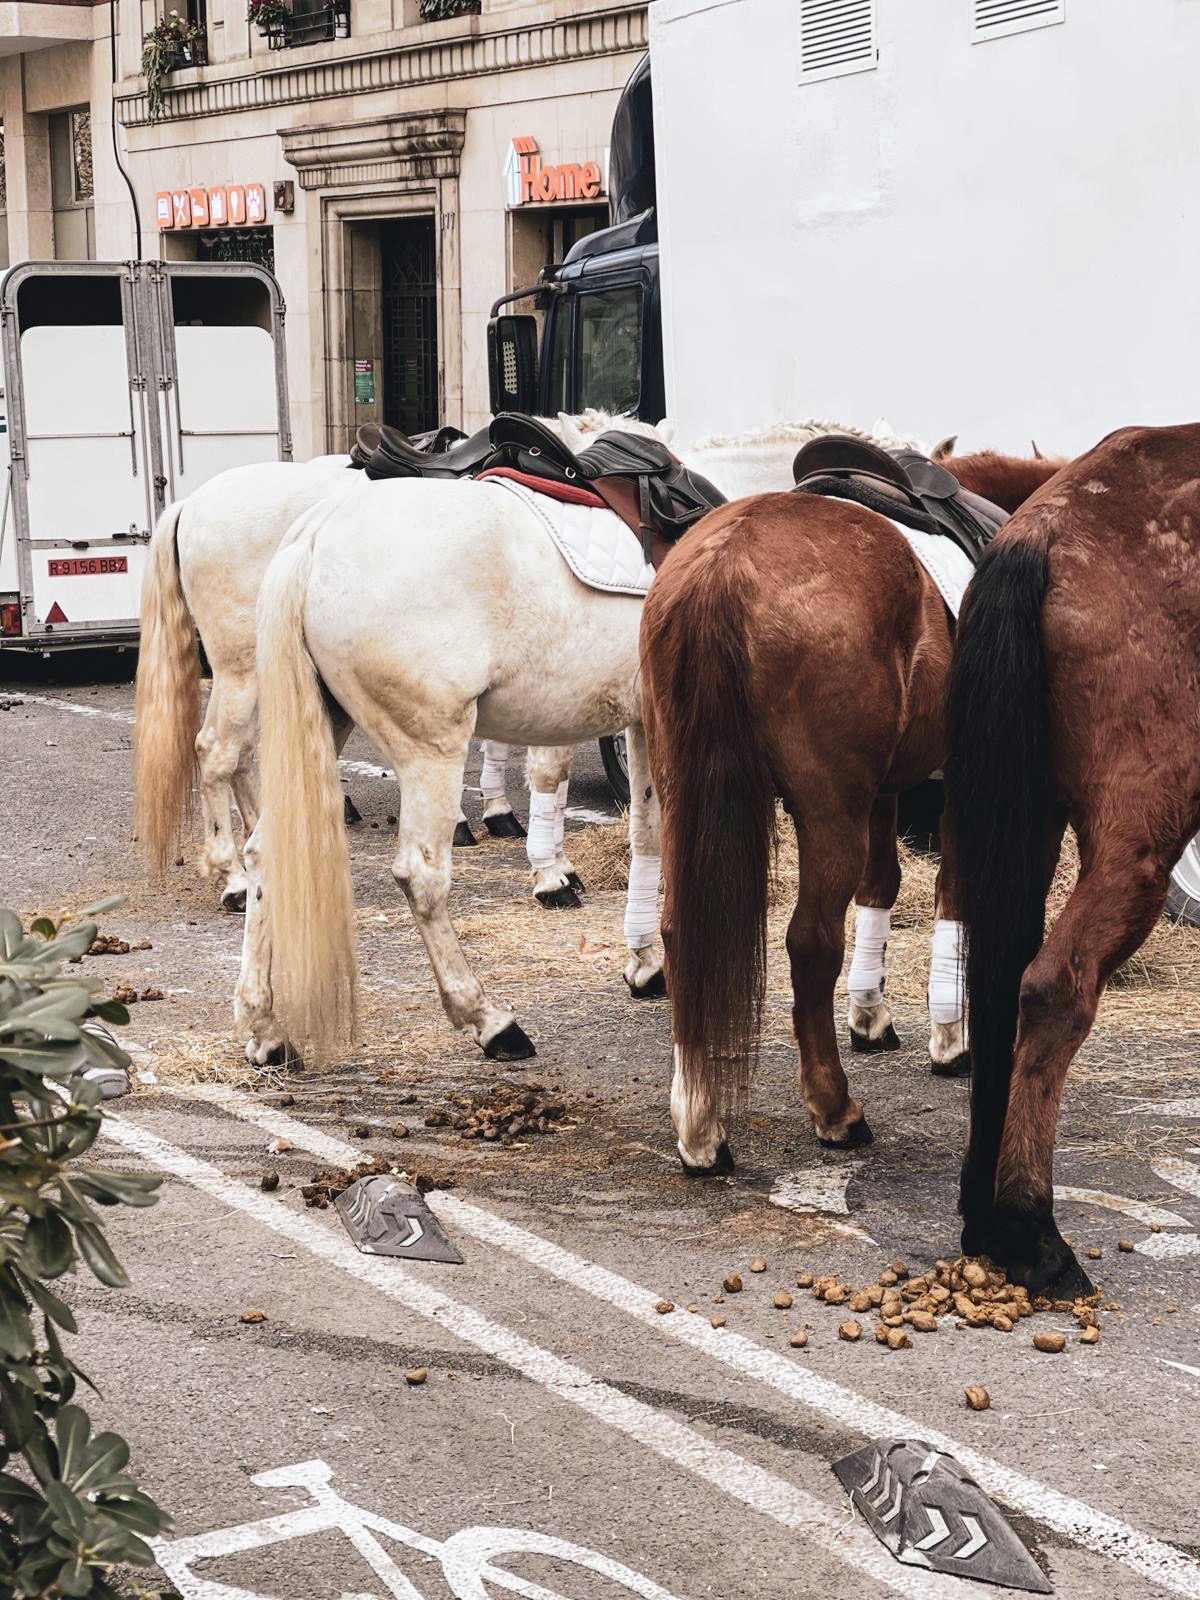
[15,691,618,824]
[1119,1097,1200,1119]
[9,690,133,724]
[1152,1158,1200,1200]
[185,1085,1200,1599]
[1054,1186,1191,1229]
[99,1110,970,1600]
[1157,1359,1200,1380]
[1135,1234,1200,1260]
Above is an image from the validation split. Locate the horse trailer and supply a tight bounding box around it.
[0,260,290,652]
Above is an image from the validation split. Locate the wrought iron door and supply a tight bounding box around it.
[380,218,438,435]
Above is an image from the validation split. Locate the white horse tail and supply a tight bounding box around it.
[257,520,357,1062]
[133,500,201,870]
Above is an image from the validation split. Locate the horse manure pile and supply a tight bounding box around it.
[796,1257,1104,1350]
[300,1156,457,1208]
[422,1080,575,1146]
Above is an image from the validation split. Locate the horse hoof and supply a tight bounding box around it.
[931,1051,971,1078]
[536,884,582,911]
[485,811,527,840]
[257,1043,302,1072]
[850,1024,901,1054]
[818,1115,873,1150]
[343,795,362,826]
[453,820,477,848]
[221,888,247,915]
[680,1140,735,1177]
[483,1021,536,1061]
[566,870,585,893]
[627,968,667,1000]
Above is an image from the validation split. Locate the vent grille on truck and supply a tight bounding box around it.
[973,0,1065,42]
[799,0,877,84]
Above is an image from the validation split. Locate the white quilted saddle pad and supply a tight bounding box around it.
[885,517,974,618]
[483,474,655,596]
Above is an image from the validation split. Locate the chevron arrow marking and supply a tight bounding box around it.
[879,1479,904,1525]
[394,1216,425,1250]
[913,1506,950,1551]
[952,1514,988,1560]
[860,1452,884,1499]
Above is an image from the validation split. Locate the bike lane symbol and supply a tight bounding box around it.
[152,1458,681,1600]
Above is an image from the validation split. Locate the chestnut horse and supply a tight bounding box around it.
[946,423,1200,1298]
[640,448,1063,1176]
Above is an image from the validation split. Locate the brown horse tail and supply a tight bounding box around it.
[133,500,201,870]
[945,530,1052,1231]
[642,533,777,1112]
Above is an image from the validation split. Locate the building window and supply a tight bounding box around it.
[197,228,275,273]
[50,108,95,261]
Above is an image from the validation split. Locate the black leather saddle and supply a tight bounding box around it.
[791,434,1006,565]
[351,422,493,480]
[486,414,726,567]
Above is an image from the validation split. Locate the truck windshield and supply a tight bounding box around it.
[577,286,642,416]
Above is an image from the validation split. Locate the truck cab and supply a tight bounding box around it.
[488,55,664,424]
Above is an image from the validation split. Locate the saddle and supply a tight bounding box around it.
[791,434,1006,565]
[351,422,493,479]
[485,414,726,567]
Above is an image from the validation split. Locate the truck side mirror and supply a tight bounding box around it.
[487,315,539,415]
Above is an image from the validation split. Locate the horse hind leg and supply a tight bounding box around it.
[480,740,527,839]
[390,735,533,1059]
[527,745,581,909]
[788,798,874,1148]
[846,793,902,1054]
[985,831,1172,1297]
[622,721,665,998]
[194,682,251,911]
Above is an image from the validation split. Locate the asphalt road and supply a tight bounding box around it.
[1,652,1199,1600]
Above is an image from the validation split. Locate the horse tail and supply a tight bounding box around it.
[133,500,201,870]
[257,518,357,1061]
[641,529,777,1111]
[945,530,1052,1221]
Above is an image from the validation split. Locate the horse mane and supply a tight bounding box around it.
[692,418,875,450]
[946,450,1067,514]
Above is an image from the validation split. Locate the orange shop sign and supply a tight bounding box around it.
[155,183,268,230]
[504,137,604,207]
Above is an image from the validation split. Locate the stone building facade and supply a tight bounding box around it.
[0,0,647,457]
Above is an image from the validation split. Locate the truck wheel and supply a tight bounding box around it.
[1166,836,1200,927]
[599,733,630,808]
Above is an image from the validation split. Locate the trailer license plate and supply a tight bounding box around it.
[47,556,128,577]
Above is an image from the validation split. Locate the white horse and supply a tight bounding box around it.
[132,426,621,909]
[235,417,953,1068]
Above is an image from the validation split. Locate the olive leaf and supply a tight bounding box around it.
[0,904,170,1595]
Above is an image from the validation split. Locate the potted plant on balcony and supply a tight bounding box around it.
[419,0,480,14]
[248,0,290,42]
[142,11,194,120]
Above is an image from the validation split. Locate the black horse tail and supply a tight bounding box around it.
[945,531,1052,1232]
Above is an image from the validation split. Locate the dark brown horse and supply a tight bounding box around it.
[640,449,1063,1177]
[946,423,1200,1298]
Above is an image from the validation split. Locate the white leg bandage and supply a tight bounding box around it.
[624,853,661,950]
[527,789,558,873]
[554,778,569,857]
[480,742,511,805]
[847,904,890,1007]
[928,917,965,1024]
